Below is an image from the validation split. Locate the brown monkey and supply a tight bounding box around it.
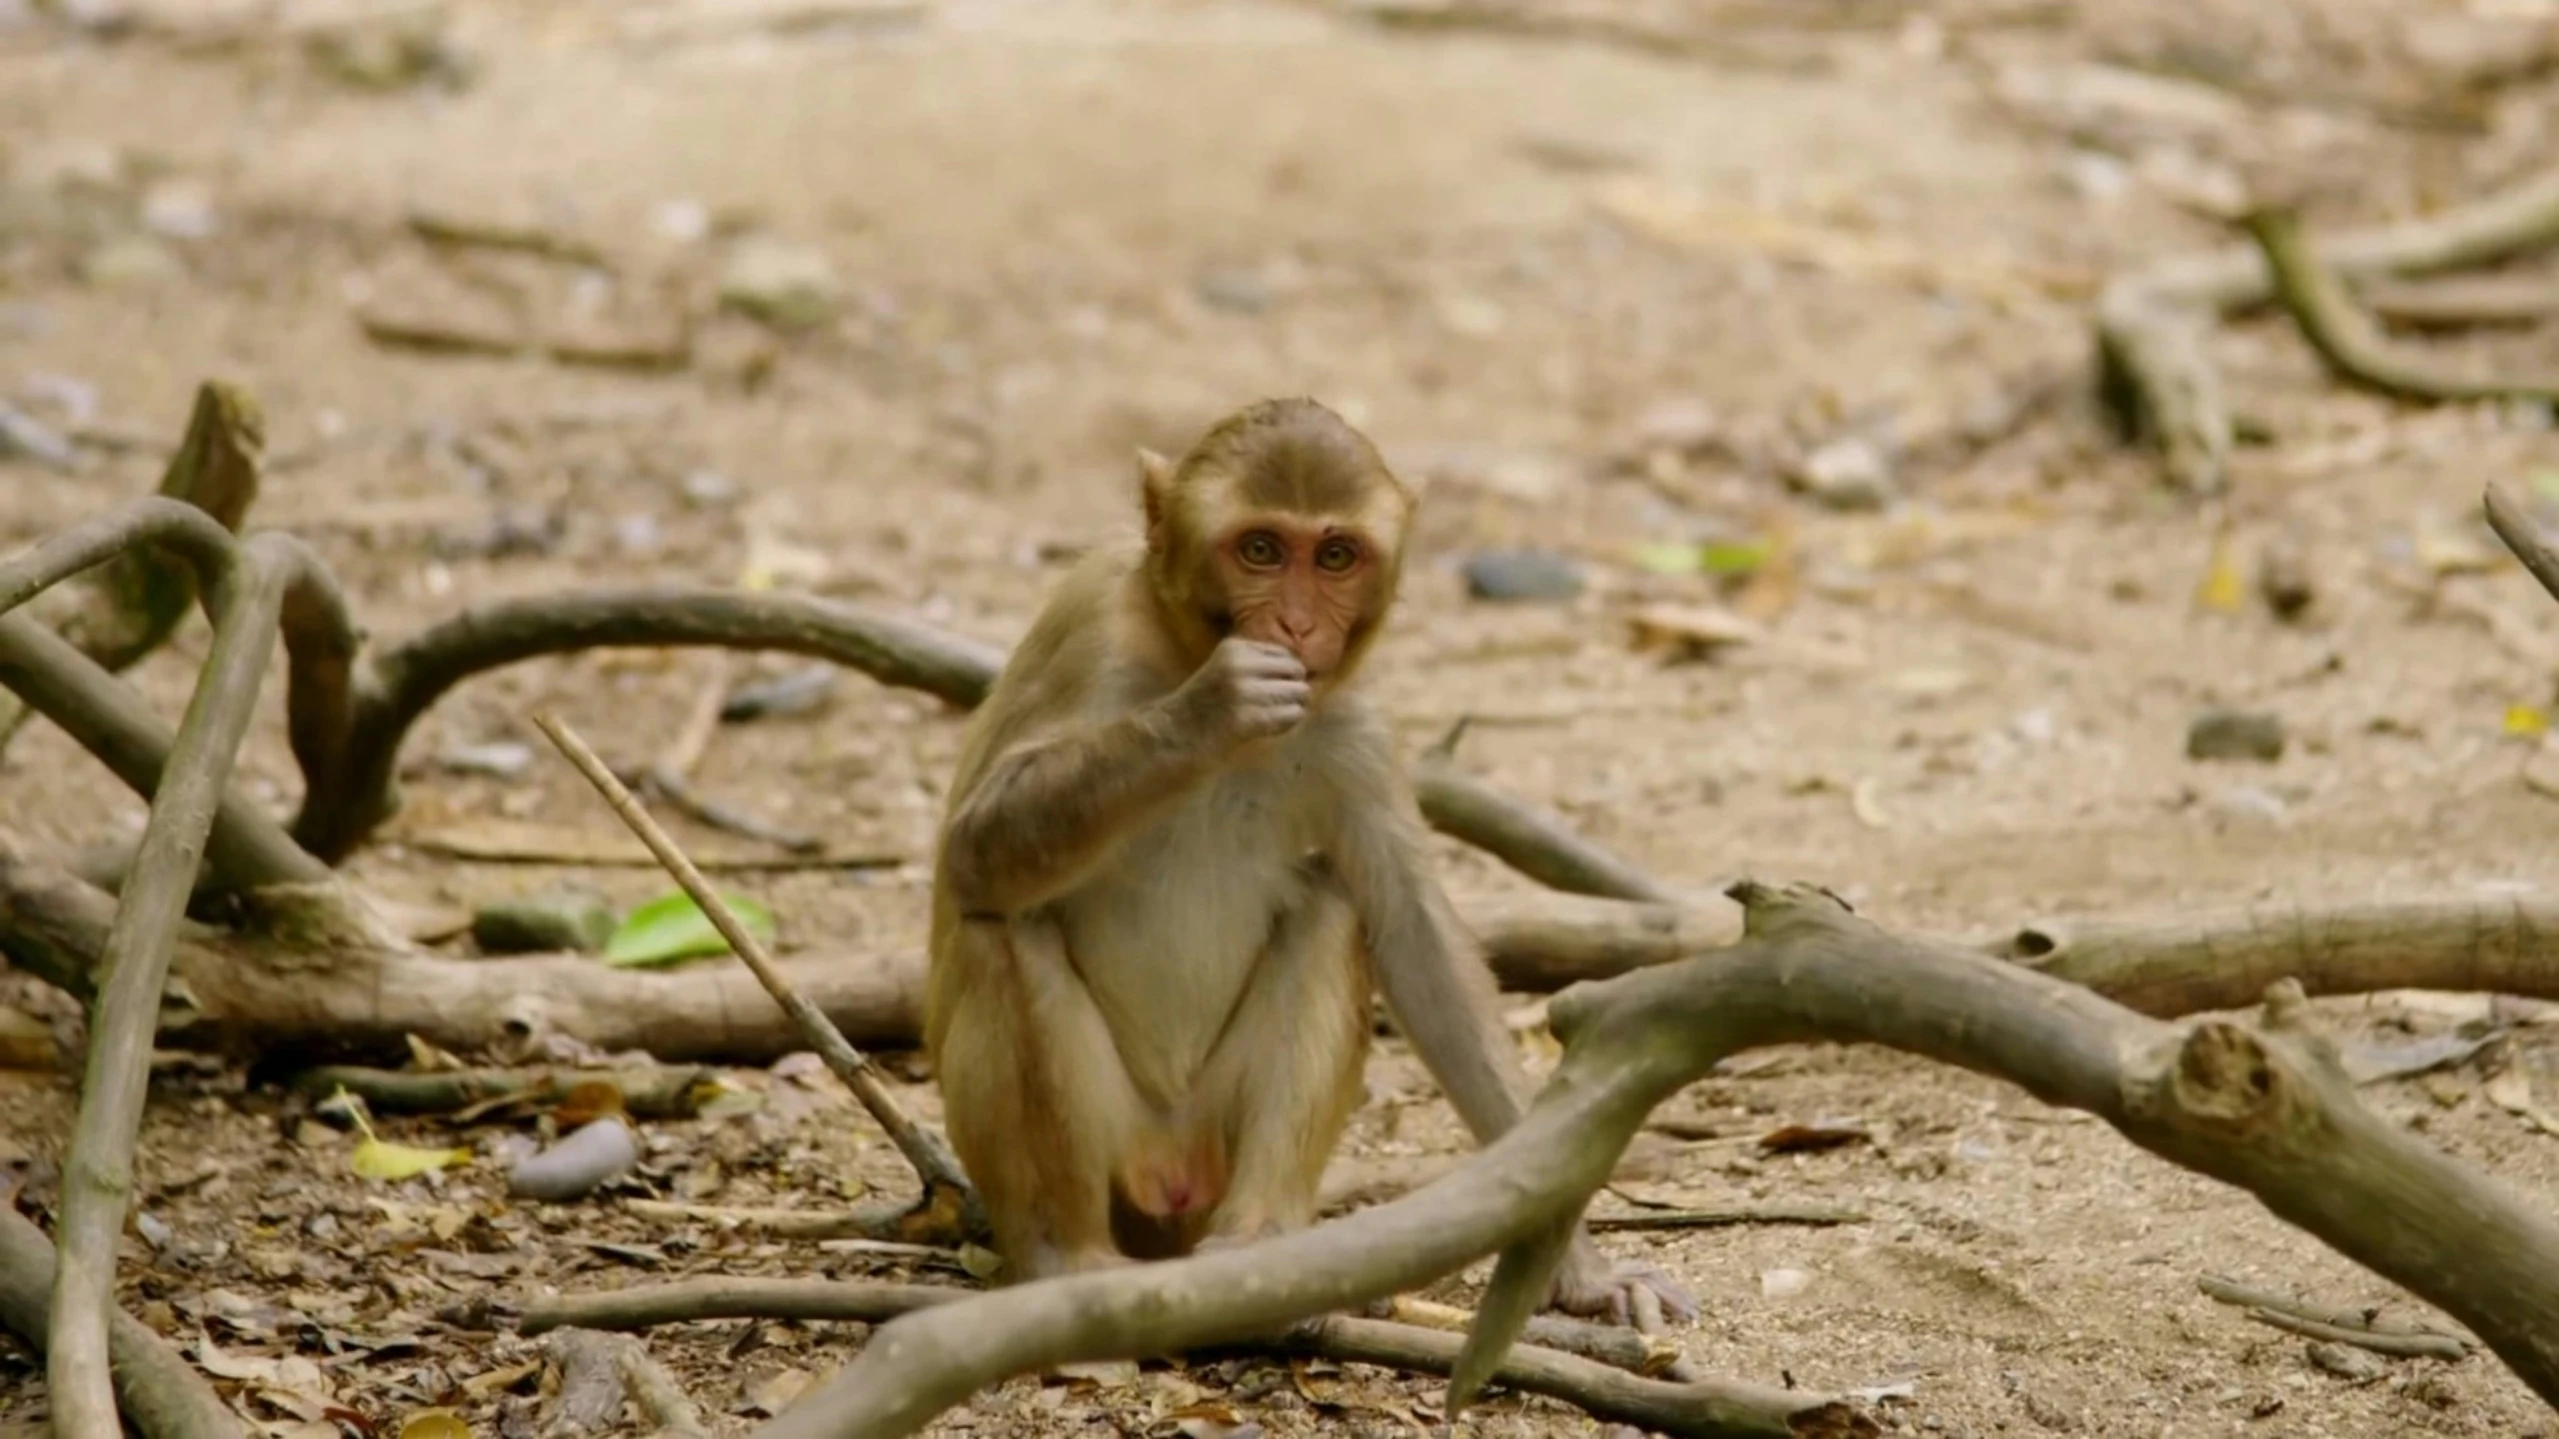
[924,397,1694,1324]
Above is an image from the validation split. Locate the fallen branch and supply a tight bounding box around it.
[2096,161,2559,492]
[289,586,1006,863]
[285,1063,716,1119]
[507,1278,1826,1437]
[721,883,2559,1433]
[48,532,348,1439]
[0,1206,243,1439]
[2245,206,2559,406]
[533,710,982,1244]
[1446,885,2559,1416]
[1983,894,2559,1016]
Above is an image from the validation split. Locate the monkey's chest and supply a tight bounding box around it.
[1050,774,1337,1100]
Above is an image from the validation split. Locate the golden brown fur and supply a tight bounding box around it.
[922,399,1695,1325]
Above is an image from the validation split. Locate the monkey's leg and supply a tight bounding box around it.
[935,916,1149,1281]
[1193,886,1372,1242]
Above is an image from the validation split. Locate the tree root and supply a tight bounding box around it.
[0,382,262,757]
[2197,1275,2475,1360]
[726,882,2559,1437]
[2096,161,2559,493]
[1447,884,2559,1414]
[498,1277,1844,1438]
[2245,206,2559,406]
[1417,719,1682,904]
[46,532,352,1439]
[0,1206,243,1439]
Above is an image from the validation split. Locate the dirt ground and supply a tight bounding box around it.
[9,0,2559,1434]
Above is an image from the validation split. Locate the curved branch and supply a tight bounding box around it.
[0,496,238,622]
[49,532,338,1439]
[1449,883,2559,1412]
[1414,759,1680,904]
[290,587,1007,861]
[2245,207,2559,405]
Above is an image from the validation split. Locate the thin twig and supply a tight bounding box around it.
[49,533,339,1439]
[2245,206,2559,406]
[0,1207,243,1439]
[2198,1275,2476,1355]
[2243,1305,2469,1361]
[1585,1202,1867,1232]
[532,710,983,1242]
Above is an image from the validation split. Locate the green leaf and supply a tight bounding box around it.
[1698,539,1771,577]
[1629,542,1704,574]
[602,890,776,968]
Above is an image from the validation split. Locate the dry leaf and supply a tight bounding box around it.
[742,1367,815,1416]
[398,1411,471,1439]
[1625,602,1761,660]
[2196,526,2245,614]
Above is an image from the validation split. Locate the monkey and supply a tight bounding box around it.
[923,396,1696,1326]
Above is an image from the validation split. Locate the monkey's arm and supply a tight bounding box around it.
[1327,720,1699,1329]
[940,704,1215,916]
[943,636,1309,916]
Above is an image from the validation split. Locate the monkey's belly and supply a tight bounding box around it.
[1052,788,1337,1108]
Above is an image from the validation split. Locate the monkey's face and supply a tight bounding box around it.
[1211,519,1390,683]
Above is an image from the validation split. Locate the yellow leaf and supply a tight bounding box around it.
[352,1137,471,1182]
[2196,529,2244,614]
[2508,705,2550,738]
[399,1409,472,1439]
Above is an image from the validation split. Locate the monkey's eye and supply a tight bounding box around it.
[1315,538,1361,573]
[1236,532,1287,569]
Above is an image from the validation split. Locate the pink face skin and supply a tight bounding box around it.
[1215,519,1377,680]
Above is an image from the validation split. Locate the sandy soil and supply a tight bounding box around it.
[8,0,2559,1434]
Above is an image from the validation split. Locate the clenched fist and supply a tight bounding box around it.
[1170,637,1310,748]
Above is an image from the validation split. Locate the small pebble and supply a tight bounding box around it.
[0,404,76,469]
[1788,435,1896,511]
[1462,548,1585,602]
[719,236,844,331]
[436,740,534,778]
[472,886,617,955]
[679,468,738,506]
[2187,708,2286,762]
[2259,541,2315,621]
[1193,266,1271,313]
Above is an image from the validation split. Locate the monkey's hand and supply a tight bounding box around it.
[1548,1231,1701,1333]
[1169,637,1310,749]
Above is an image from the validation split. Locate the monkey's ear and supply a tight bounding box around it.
[1136,447,1175,535]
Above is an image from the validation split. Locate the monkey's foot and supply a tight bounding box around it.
[1550,1251,1700,1333]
